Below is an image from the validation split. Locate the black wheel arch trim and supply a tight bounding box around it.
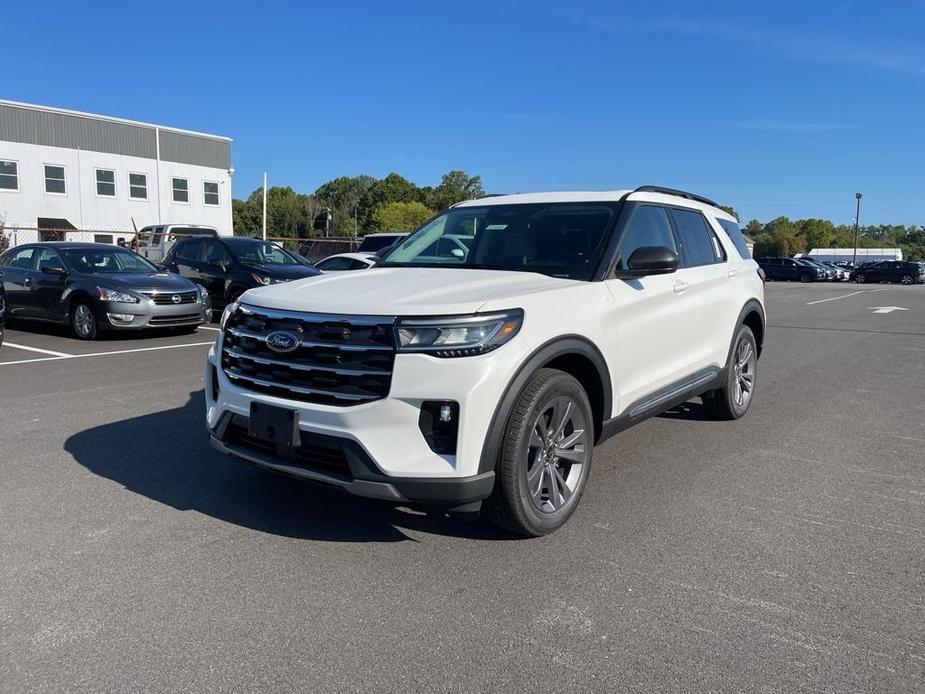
[477,335,613,474]
[735,298,766,354]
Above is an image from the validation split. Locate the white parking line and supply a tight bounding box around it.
[2,342,73,357]
[806,291,867,305]
[0,341,214,367]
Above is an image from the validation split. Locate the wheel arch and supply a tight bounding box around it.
[738,299,765,357]
[477,336,612,474]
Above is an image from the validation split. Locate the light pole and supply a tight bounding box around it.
[852,192,862,266]
[354,204,359,236]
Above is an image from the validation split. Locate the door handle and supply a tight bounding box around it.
[727,270,738,279]
[673,280,690,294]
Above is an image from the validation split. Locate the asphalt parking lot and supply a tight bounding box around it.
[1,283,923,693]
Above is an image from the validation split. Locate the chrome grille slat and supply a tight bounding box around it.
[224,346,390,376]
[221,304,396,406]
[143,290,198,305]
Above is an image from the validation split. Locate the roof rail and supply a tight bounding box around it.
[632,185,719,208]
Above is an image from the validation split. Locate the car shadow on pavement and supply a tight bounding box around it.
[658,400,714,421]
[64,391,513,543]
[7,318,199,342]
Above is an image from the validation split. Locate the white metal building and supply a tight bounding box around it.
[0,99,232,245]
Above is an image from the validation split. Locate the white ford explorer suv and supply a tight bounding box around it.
[206,186,765,536]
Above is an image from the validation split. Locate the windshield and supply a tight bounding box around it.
[63,248,160,274]
[227,240,300,265]
[381,203,618,280]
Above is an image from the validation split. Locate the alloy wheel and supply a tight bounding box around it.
[73,305,94,338]
[732,337,757,410]
[525,396,589,514]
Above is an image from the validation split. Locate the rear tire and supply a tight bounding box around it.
[483,368,593,537]
[71,301,99,340]
[855,274,866,284]
[703,326,758,421]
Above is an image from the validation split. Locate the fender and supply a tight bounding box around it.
[477,335,612,474]
[734,298,766,355]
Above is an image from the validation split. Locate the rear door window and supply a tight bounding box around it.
[3,247,35,269]
[175,239,203,263]
[717,219,751,259]
[669,208,725,267]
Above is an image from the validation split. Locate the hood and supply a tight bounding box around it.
[76,272,195,292]
[242,263,320,280]
[239,267,580,316]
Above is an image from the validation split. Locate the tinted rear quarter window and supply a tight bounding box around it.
[669,208,724,266]
[176,240,203,262]
[717,219,751,259]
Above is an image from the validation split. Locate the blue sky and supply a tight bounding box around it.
[5,0,924,224]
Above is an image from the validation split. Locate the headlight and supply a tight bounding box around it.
[251,274,272,285]
[97,286,139,303]
[395,309,523,358]
[220,301,238,330]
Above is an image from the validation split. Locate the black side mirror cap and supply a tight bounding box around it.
[617,246,679,278]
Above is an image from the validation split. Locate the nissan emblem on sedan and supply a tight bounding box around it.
[266,330,300,353]
[171,294,182,304]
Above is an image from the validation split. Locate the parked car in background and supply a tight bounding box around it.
[315,252,377,272]
[164,236,321,309]
[853,260,925,285]
[820,262,850,281]
[799,258,836,281]
[356,232,409,254]
[756,257,825,282]
[0,242,210,339]
[136,224,220,264]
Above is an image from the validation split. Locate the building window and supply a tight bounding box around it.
[96,169,116,197]
[129,173,148,200]
[203,181,220,206]
[0,160,18,191]
[44,165,66,194]
[172,177,189,203]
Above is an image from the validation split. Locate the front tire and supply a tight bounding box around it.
[703,326,758,420]
[799,272,812,283]
[900,274,914,285]
[71,301,99,340]
[484,369,593,537]
[855,274,866,284]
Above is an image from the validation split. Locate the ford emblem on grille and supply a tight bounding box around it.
[266,330,300,353]
[171,294,182,304]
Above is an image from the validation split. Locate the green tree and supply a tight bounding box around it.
[314,175,376,235]
[718,204,739,220]
[372,201,434,231]
[360,173,420,227]
[426,170,484,211]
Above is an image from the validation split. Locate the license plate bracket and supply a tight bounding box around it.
[249,402,300,461]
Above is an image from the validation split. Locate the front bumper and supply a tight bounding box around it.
[209,411,495,506]
[103,293,211,329]
[205,329,532,496]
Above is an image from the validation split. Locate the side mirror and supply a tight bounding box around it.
[41,266,67,276]
[622,246,679,277]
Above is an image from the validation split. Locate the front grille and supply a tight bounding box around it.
[144,290,198,305]
[221,304,396,406]
[225,416,352,479]
[149,313,202,325]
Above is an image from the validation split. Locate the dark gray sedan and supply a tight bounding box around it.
[0,242,211,339]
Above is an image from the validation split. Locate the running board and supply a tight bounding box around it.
[599,367,723,441]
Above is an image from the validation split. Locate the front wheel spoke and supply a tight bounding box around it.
[558,429,584,450]
[529,428,544,450]
[553,400,572,439]
[527,460,544,485]
[738,343,752,366]
[556,446,585,463]
[531,466,545,501]
[547,468,562,507]
[553,467,572,502]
